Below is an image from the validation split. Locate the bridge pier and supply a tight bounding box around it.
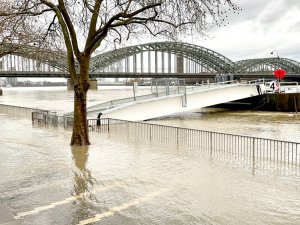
[176,55,184,73]
[67,79,74,91]
[67,79,98,91]
[89,79,98,90]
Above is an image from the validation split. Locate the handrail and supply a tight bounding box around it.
[87,118,300,166]
[88,118,300,145]
[0,103,50,118]
[30,112,300,166]
[63,79,250,117]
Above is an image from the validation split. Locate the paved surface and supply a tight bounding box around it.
[0,205,22,225]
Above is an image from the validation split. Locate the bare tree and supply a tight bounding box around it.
[0,0,51,58]
[6,0,240,146]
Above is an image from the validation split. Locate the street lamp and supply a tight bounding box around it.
[270,50,280,68]
[270,50,280,82]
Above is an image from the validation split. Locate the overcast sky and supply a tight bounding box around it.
[188,0,300,62]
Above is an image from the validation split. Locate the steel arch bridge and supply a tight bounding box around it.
[0,44,68,72]
[1,42,300,78]
[236,57,300,74]
[90,42,236,73]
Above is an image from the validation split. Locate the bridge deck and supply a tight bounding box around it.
[94,83,265,121]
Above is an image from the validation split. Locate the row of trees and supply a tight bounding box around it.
[0,0,240,146]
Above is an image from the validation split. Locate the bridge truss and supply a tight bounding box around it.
[90,42,236,74]
[0,44,68,73]
[0,42,300,79]
[236,57,300,74]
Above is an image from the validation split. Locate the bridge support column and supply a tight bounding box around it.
[67,79,74,91]
[89,79,98,90]
[168,52,172,73]
[177,54,184,73]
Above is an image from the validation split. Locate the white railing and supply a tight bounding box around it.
[64,79,248,118]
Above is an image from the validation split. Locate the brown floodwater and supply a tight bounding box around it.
[0,87,299,225]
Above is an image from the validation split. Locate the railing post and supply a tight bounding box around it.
[210,132,213,156]
[177,127,179,146]
[182,79,187,107]
[252,138,255,163]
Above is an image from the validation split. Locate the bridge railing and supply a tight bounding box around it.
[64,79,242,118]
[64,86,189,117]
[88,118,300,167]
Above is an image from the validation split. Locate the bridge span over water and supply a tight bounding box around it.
[1,42,300,82]
[100,83,265,121]
[63,80,266,121]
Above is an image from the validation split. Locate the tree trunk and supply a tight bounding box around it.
[70,79,90,145]
[70,52,91,146]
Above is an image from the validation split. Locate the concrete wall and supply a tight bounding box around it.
[264,93,300,112]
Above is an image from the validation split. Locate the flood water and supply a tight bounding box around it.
[0,86,300,225]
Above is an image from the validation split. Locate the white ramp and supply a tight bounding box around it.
[100,83,265,121]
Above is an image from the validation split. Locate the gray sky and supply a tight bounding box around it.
[189,0,300,62]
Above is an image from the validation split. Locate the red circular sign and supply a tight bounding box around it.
[274,69,286,79]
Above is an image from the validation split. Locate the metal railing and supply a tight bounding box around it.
[32,111,73,128]
[64,88,188,117]
[29,110,300,167]
[64,79,260,118]
[88,118,300,167]
[0,104,49,118]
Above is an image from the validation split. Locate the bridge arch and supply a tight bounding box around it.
[235,57,300,74]
[0,44,68,72]
[90,42,236,74]
[1,43,300,79]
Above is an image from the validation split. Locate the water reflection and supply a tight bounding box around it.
[71,146,96,195]
[71,146,97,223]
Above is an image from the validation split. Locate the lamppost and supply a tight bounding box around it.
[270,50,279,67]
[270,50,280,82]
